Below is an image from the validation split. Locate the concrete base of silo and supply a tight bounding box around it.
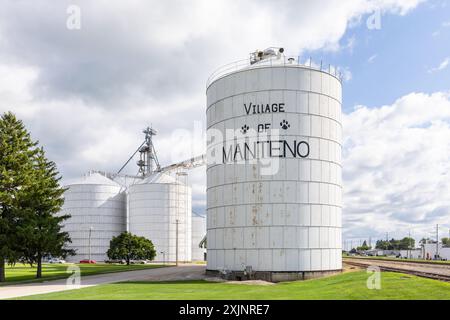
[206,269,342,283]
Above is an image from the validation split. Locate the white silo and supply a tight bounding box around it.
[128,172,192,262]
[192,212,207,261]
[61,172,126,262]
[206,49,342,281]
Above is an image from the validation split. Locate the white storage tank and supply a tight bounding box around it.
[60,172,126,262]
[192,212,207,261]
[128,172,192,262]
[206,52,342,281]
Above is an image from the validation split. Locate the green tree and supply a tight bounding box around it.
[357,240,371,251]
[107,232,156,265]
[375,240,391,250]
[442,238,450,247]
[18,147,75,278]
[419,238,434,245]
[0,112,38,282]
[399,237,415,250]
[375,237,415,250]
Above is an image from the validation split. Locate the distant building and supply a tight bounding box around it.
[191,212,206,261]
[397,249,422,259]
[365,249,384,256]
[421,243,450,260]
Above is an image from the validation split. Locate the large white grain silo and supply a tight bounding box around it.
[206,48,342,281]
[128,172,192,262]
[192,212,207,261]
[61,172,126,262]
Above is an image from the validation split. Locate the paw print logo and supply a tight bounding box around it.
[280,120,290,130]
[241,124,249,134]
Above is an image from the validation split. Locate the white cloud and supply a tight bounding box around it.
[343,91,450,239]
[344,36,357,53]
[368,54,378,63]
[0,0,426,216]
[428,57,450,73]
[431,20,450,38]
[339,67,353,81]
[0,64,38,105]
[0,0,426,104]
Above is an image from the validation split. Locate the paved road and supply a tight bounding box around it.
[0,264,207,299]
[344,258,450,278]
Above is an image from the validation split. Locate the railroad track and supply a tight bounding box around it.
[343,258,450,282]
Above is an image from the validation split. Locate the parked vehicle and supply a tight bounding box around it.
[48,258,66,264]
[79,259,97,264]
[105,259,126,264]
[130,260,151,264]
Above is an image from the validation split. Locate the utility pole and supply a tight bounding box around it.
[160,251,165,266]
[174,171,187,266]
[176,219,179,266]
[436,224,439,259]
[408,230,411,259]
[385,232,388,251]
[88,226,93,262]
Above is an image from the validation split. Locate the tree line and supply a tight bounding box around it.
[375,237,415,250]
[0,112,73,281]
[420,237,450,247]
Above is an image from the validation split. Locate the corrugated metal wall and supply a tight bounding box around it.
[206,65,342,272]
[61,174,126,262]
[192,213,207,261]
[128,175,192,262]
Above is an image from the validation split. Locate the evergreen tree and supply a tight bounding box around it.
[357,240,371,251]
[18,147,74,278]
[0,112,37,282]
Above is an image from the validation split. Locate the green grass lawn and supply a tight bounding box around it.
[343,256,450,265]
[1,263,166,286]
[16,271,450,300]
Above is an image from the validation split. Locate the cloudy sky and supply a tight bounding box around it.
[0,0,449,245]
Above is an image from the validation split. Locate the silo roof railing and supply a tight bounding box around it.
[206,56,343,88]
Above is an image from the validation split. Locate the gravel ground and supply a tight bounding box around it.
[344,258,450,277]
